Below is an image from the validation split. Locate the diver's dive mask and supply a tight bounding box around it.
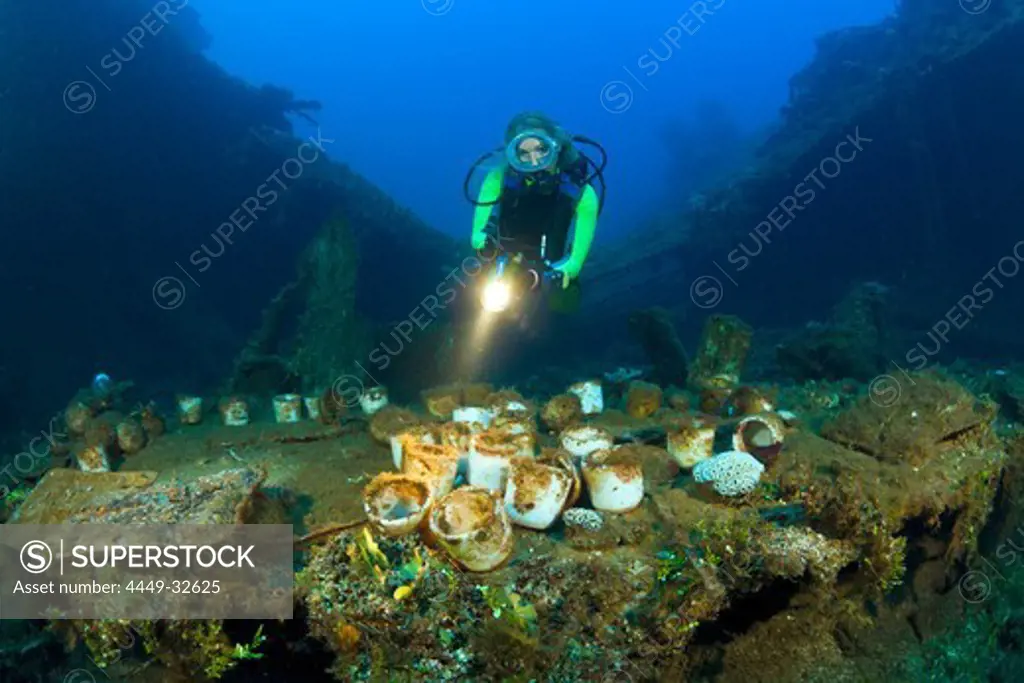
[505,129,560,174]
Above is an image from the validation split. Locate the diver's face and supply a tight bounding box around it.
[517,137,551,168]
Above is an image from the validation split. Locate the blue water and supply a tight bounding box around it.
[5,2,1024,681]
[189,0,895,241]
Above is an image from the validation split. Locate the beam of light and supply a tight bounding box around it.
[480,279,512,313]
[460,278,514,377]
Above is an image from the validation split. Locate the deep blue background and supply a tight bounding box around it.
[188,0,895,243]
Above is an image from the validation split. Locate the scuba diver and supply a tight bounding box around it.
[463,111,607,315]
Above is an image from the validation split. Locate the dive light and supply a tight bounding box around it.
[481,278,513,313]
[479,254,558,314]
[480,257,513,313]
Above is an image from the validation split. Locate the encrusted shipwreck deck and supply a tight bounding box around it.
[13,467,263,525]
[16,372,1011,682]
[297,378,1005,682]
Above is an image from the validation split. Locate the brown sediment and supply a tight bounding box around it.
[585,450,644,494]
[368,405,421,444]
[115,419,147,455]
[665,389,691,412]
[402,442,459,492]
[491,414,534,432]
[541,393,582,431]
[667,422,703,447]
[362,472,429,507]
[432,488,495,536]
[538,446,570,461]
[84,418,118,449]
[421,384,462,418]
[404,442,457,461]
[698,384,733,415]
[726,386,778,416]
[318,384,348,424]
[486,388,527,406]
[819,371,997,467]
[23,369,1014,680]
[625,381,663,419]
[492,423,536,454]
[472,429,521,457]
[461,382,496,406]
[75,444,109,472]
[591,445,641,469]
[295,519,368,548]
[421,382,507,416]
[439,420,474,448]
[614,443,678,486]
[139,405,166,437]
[201,423,346,451]
[64,400,94,435]
[16,467,261,524]
[510,457,556,506]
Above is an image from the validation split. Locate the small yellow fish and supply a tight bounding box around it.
[362,527,389,568]
[373,565,387,586]
[393,584,414,601]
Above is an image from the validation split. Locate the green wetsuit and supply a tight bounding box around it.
[472,165,599,280]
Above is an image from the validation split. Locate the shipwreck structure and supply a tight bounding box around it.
[580,1,1024,366]
[0,0,461,437]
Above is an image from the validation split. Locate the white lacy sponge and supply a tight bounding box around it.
[693,450,765,497]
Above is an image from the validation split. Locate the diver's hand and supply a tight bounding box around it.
[550,261,580,289]
[471,232,487,250]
